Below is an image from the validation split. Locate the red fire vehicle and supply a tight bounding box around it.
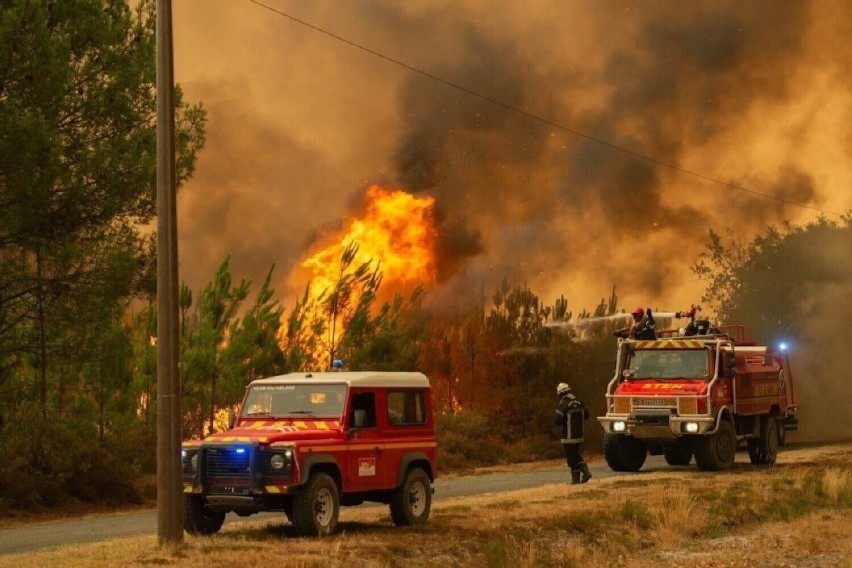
[598,321,797,471]
[181,371,437,536]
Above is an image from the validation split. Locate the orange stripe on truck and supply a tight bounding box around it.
[635,339,703,349]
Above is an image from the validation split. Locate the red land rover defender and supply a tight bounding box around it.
[181,371,437,536]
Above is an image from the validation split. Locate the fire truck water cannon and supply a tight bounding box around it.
[597,313,799,473]
[674,304,700,320]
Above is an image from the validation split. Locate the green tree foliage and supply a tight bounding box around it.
[280,282,318,372]
[129,301,157,472]
[178,258,287,439]
[0,0,205,509]
[693,217,852,345]
[481,282,615,449]
[219,265,287,403]
[0,0,204,374]
[181,257,250,438]
[693,217,852,439]
[343,285,430,371]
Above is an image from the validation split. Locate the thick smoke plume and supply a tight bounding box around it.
[174,1,849,311]
[793,235,852,440]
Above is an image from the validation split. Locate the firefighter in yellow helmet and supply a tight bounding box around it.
[554,382,591,484]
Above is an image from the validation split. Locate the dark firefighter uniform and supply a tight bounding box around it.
[554,383,592,484]
[613,306,657,340]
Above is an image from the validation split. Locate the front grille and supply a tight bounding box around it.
[204,446,251,494]
[634,414,670,426]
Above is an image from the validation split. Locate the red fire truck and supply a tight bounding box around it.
[181,371,437,536]
[598,323,798,471]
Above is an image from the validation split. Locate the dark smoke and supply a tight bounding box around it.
[792,225,852,440]
[389,1,831,310]
[174,1,850,313]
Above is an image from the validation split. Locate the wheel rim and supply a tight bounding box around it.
[408,481,426,516]
[314,487,333,526]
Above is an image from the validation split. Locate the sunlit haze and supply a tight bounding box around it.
[173,1,851,315]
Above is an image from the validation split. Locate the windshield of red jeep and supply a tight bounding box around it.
[242,384,347,418]
[626,350,708,379]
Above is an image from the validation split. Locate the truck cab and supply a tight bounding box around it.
[181,371,437,536]
[598,326,797,472]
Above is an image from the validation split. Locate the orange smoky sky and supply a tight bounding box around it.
[172,1,851,315]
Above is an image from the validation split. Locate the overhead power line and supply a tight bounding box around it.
[247,0,845,218]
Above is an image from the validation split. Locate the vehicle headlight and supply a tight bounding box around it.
[270,454,286,470]
[684,422,699,433]
[613,421,627,432]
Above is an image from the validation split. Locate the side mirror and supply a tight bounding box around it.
[724,352,735,378]
[227,409,236,429]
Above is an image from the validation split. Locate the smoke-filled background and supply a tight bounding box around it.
[173,2,851,435]
[174,0,849,309]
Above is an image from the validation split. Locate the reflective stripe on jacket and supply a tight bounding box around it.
[554,393,588,444]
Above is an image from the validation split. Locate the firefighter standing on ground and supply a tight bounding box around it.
[554,383,592,484]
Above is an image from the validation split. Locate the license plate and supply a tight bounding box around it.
[635,398,673,407]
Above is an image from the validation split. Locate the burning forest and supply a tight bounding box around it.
[0,0,850,515]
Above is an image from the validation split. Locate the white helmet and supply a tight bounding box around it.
[556,382,571,396]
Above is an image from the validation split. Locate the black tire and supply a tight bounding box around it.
[283,498,294,523]
[777,419,786,447]
[694,418,737,471]
[663,443,693,466]
[747,416,778,465]
[603,433,625,471]
[603,433,647,472]
[183,494,225,536]
[292,473,339,536]
[389,468,432,526]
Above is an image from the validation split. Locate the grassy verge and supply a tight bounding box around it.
[1,450,849,567]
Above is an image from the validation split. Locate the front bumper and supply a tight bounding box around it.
[181,442,297,503]
[598,413,716,438]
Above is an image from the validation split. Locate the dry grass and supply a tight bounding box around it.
[821,467,851,504]
[649,486,705,547]
[0,445,850,568]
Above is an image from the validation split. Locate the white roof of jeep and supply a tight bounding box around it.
[250,371,430,389]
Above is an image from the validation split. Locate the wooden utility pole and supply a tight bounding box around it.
[156,0,183,545]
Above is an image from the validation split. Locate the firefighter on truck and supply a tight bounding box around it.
[598,307,798,472]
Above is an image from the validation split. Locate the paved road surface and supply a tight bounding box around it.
[0,452,771,555]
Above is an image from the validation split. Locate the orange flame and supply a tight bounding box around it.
[299,184,437,302]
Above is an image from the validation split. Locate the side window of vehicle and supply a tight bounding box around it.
[350,391,377,428]
[387,390,426,425]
